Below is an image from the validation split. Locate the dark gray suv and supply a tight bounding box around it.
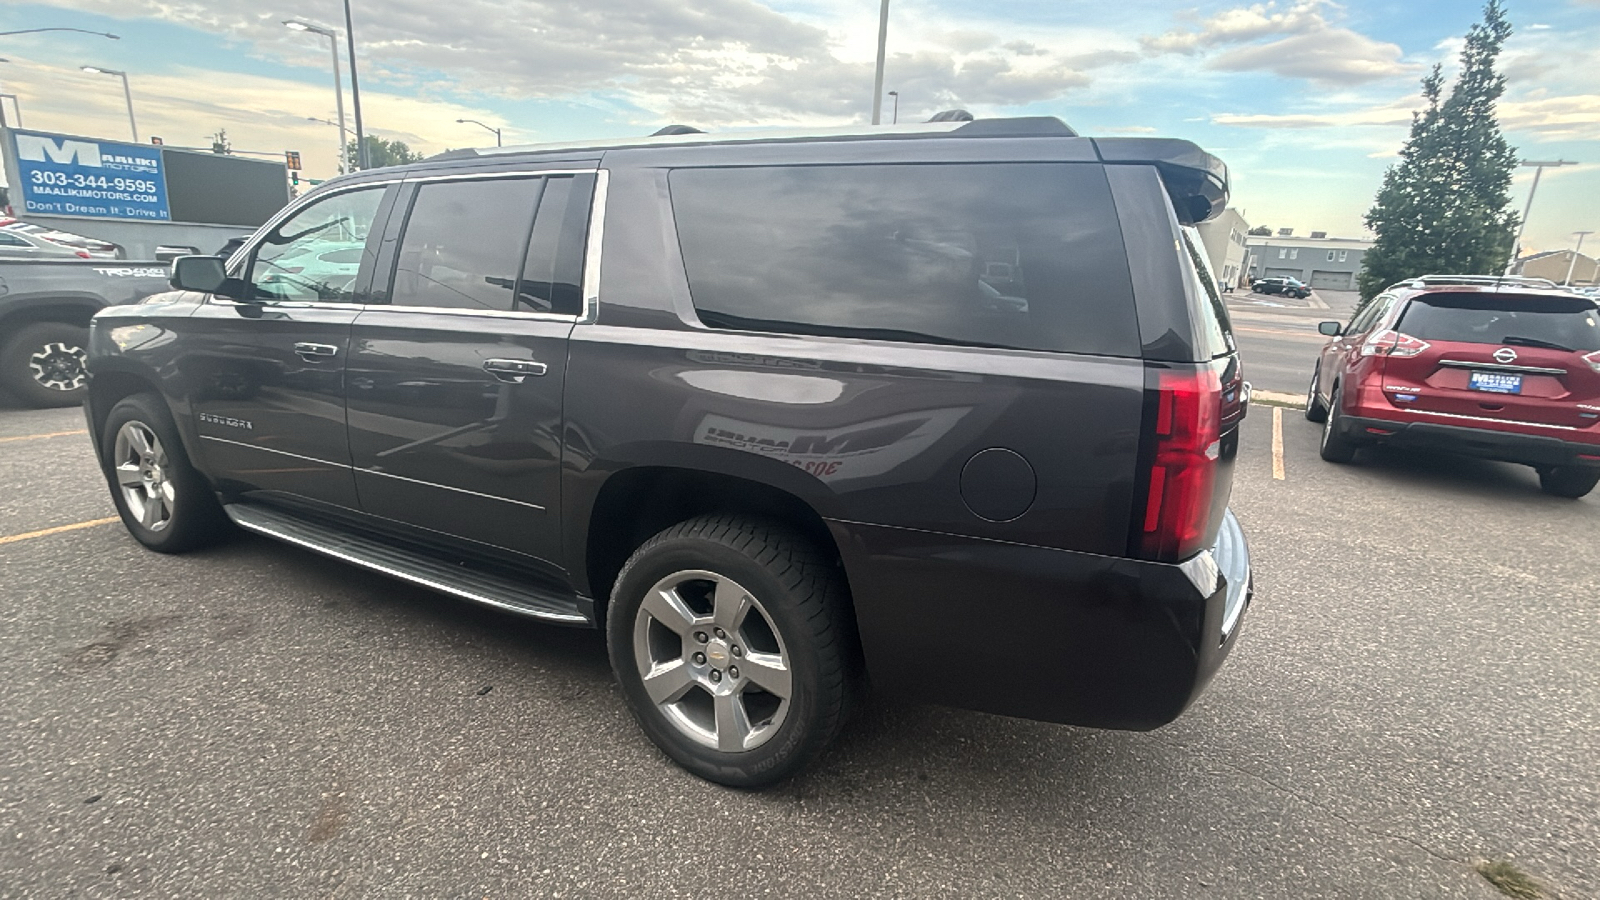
[84,116,1254,786]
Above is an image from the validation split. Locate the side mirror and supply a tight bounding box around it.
[169,255,229,294]
[1318,321,1342,336]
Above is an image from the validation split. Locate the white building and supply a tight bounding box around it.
[1195,208,1250,290]
[1241,232,1375,291]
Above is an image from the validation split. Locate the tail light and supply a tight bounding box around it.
[1583,351,1600,374]
[1360,330,1430,358]
[1136,366,1223,562]
[75,250,92,259]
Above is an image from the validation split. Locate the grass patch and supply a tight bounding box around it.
[1475,860,1545,900]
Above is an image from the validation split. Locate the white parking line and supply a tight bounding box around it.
[1272,407,1286,481]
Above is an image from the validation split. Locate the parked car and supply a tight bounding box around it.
[0,219,124,259]
[1251,276,1310,299]
[85,115,1254,786]
[0,227,97,259]
[0,259,170,407]
[1307,282,1600,497]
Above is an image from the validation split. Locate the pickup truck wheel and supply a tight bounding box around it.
[101,393,229,553]
[1,322,91,408]
[607,515,855,788]
[1537,467,1599,499]
[1319,383,1359,464]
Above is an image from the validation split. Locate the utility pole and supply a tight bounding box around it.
[1507,159,1577,273]
[343,0,368,170]
[1562,231,1593,286]
[870,0,890,125]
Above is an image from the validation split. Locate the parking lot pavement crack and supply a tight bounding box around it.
[1155,736,1466,868]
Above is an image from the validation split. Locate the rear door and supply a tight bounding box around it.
[182,182,395,509]
[1380,291,1600,429]
[345,170,595,567]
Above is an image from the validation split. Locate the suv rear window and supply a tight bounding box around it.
[669,163,1140,357]
[1395,293,1600,352]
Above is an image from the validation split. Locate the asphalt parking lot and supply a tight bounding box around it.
[1,391,1596,898]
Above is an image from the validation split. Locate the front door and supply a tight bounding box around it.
[181,183,394,510]
[345,172,595,569]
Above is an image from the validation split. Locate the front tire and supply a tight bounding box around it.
[1538,467,1599,499]
[607,515,856,788]
[101,393,230,553]
[1319,383,1359,464]
[1305,365,1328,423]
[0,322,91,408]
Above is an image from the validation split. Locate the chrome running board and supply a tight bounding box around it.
[224,502,591,626]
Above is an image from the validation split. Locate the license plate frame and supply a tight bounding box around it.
[1468,371,1523,395]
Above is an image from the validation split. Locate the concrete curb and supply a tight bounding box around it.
[1251,389,1307,409]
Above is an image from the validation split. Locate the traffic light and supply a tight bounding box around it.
[150,136,164,145]
[285,150,302,171]
[290,171,300,186]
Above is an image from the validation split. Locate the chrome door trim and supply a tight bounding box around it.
[1437,359,1568,376]
[355,467,548,511]
[199,434,353,467]
[581,168,609,325]
[403,167,598,183]
[1404,408,1583,431]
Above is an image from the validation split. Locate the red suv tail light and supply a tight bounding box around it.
[1583,351,1600,374]
[1360,330,1430,358]
[1137,367,1223,562]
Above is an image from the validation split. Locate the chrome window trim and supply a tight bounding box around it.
[199,434,352,467]
[353,305,578,323]
[580,168,609,325]
[402,167,597,184]
[356,467,547,511]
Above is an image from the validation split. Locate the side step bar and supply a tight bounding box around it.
[224,502,591,626]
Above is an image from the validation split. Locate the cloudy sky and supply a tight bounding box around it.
[1,0,1596,253]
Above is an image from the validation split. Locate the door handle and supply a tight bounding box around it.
[294,342,339,361]
[483,358,548,383]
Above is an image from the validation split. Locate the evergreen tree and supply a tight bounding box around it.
[1358,1,1519,299]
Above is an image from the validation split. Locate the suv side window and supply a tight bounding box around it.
[390,178,545,312]
[516,174,595,316]
[669,163,1141,357]
[1346,293,1392,334]
[248,187,386,303]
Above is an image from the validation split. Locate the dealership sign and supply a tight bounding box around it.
[9,130,171,222]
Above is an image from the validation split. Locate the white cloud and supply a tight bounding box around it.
[1141,0,1416,85]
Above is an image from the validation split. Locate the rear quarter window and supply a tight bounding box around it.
[1396,293,1600,352]
[669,163,1141,357]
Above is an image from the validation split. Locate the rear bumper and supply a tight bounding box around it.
[827,510,1252,731]
[1340,414,1600,469]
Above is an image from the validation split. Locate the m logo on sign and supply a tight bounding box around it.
[15,134,102,168]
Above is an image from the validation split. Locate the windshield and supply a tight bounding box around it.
[1395,293,1600,352]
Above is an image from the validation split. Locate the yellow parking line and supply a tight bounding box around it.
[0,429,88,444]
[0,517,120,546]
[1272,407,1286,481]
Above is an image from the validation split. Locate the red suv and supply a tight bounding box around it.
[1306,281,1600,498]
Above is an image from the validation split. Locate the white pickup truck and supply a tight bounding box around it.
[0,259,171,407]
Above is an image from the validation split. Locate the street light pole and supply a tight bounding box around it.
[284,21,348,175]
[0,27,119,38]
[456,118,501,147]
[1562,231,1593,286]
[887,90,899,125]
[870,0,890,125]
[342,0,368,170]
[80,65,137,142]
[1507,159,1577,273]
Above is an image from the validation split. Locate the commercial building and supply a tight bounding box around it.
[1241,231,1374,291]
[1512,249,1598,286]
[1195,208,1250,290]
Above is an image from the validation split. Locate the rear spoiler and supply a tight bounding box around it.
[1093,138,1229,226]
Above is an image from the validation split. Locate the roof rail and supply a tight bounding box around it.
[1409,274,1560,289]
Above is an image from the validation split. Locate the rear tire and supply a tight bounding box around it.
[1304,366,1328,423]
[1319,383,1359,464]
[101,393,231,553]
[0,322,91,408]
[1537,467,1599,499]
[607,515,856,788]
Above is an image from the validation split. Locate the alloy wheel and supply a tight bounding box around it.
[113,421,176,532]
[28,341,88,393]
[632,569,793,753]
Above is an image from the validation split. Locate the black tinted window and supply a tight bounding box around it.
[391,178,541,311]
[517,174,594,315]
[670,164,1140,356]
[1396,293,1600,351]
